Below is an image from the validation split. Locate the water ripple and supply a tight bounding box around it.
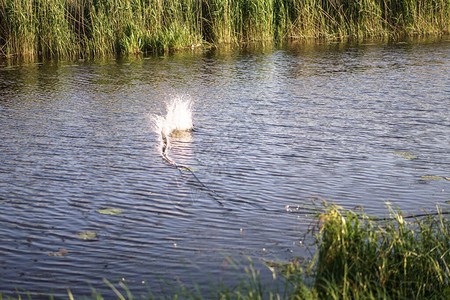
[1,41,449,296]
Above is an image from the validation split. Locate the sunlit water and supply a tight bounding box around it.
[0,39,449,297]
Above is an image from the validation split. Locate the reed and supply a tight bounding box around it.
[0,0,448,58]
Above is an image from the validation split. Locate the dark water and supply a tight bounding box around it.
[1,39,449,297]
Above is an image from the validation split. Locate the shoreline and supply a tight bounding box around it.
[1,0,448,60]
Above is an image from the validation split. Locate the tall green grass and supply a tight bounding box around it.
[0,0,449,58]
[286,205,450,299]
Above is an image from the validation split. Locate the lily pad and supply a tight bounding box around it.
[47,248,69,256]
[76,231,98,240]
[420,175,444,180]
[98,208,123,215]
[393,151,418,160]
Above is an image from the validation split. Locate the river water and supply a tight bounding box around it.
[0,39,449,297]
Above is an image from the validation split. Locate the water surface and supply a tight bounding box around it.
[0,39,449,297]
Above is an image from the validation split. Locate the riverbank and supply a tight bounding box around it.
[289,204,449,299]
[1,0,449,59]
[85,205,450,299]
[129,205,450,299]
[2,205,448,299]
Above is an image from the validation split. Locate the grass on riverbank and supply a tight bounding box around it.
[3,204,447,299]
[0,0,449,59]
[285,204,450,299]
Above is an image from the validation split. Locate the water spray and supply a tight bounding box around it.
[152,97,224,207]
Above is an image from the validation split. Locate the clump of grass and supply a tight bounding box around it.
[285,204,449,299]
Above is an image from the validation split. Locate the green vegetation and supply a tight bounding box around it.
[287,204,450,299]
[2,204,447,299]
[251,204,449,299]
[0,0,448,59]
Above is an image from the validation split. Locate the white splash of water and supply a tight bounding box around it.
[152,96,194,157]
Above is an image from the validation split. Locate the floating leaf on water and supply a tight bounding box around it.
[420,175,444,180]
[98,208,123,215]
[47,248,68,256]
[393,151,418,160]
[76,231,98,240]
[179,167,191,172]
[445,201,450,205]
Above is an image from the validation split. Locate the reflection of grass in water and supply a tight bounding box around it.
[1,0,448,59]
[27,205,444,299]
